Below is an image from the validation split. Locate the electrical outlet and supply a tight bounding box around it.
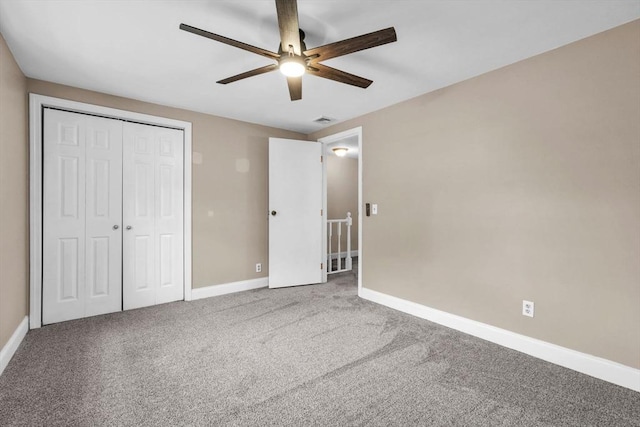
[256,263,262,273]
[522,300,534,317]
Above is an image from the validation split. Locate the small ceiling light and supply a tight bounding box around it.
[332,147,348,157]
[279,50,306,77]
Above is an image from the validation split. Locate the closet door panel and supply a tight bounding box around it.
[123,124,157,310]
[155,129,184,304]
[43,109,123,324]
[43,110,86,324]
[85,116,123,316]
[122,123,184,309]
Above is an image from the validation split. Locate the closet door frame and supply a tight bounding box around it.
[29,94,193,329]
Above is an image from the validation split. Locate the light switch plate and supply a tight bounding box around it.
[372,204,378,215]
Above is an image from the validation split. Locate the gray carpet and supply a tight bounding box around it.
[1,267,638,426]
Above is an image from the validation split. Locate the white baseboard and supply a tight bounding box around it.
[0,316,28,376]
[191,277,268,300]
[359,287,640,392]
[328,250,359,260]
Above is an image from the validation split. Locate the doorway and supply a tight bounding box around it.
[318,127,363,294]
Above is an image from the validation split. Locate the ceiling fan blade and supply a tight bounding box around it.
[287,76,302,101]
[304,27,397,63]
[179,23,280,60]
[217,64,279,85]
[275,0,302,55]
[307,63,372,88]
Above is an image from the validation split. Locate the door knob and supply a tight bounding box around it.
[271,210,277,216]
[126,225,132,230]
[113,225,119,230]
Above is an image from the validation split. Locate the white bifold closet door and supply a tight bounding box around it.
[42,109,184,325]
[122,122,184,310]
[43,109,123,324]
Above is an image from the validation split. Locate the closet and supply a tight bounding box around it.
[42,108,184,325]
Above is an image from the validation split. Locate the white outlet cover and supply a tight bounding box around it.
[522,300,535,317]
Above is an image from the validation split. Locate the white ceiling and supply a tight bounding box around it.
[1,1,638,134]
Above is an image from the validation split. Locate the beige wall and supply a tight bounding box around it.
[327,154,358,252]
[0,34,28,349]
[311,21,640,369]
[27,79,305,289]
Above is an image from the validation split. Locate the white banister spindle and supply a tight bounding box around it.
[337,220,342,270]
[326,211,353,275]
[327,221,333,274]
[345,212,352,271]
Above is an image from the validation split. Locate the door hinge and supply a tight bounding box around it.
[321,263,324,269]
[320,209,323,216]
[320,155,323,163]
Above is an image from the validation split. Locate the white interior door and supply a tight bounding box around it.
[269,138,324,288]
[43,109,123,324]
[122,122,184,309]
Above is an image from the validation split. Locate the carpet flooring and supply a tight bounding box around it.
[1,267,638,426]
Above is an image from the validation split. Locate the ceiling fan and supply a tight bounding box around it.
[179,0,397,101]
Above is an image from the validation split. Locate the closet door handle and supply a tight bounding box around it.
[126,225,132,230]
[113,225,119,230]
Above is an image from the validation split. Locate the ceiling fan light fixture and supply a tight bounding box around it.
[279,55,306,77]
[332,147,348,157]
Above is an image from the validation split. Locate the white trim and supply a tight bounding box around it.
[183,125,193,302]
[29,94,193,328]
[321,143,328,283]
[328,250,359,260]
[29,97,43,330]
[0,316,29,376]
[317,127,363,293]
[191,277,268,300]
[359,287,640,392]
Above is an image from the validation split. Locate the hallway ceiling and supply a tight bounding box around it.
[1,1,638,134]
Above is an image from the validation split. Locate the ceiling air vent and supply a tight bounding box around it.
[313,116,334,125]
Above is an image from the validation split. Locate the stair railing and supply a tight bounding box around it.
[327,212,352,274]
